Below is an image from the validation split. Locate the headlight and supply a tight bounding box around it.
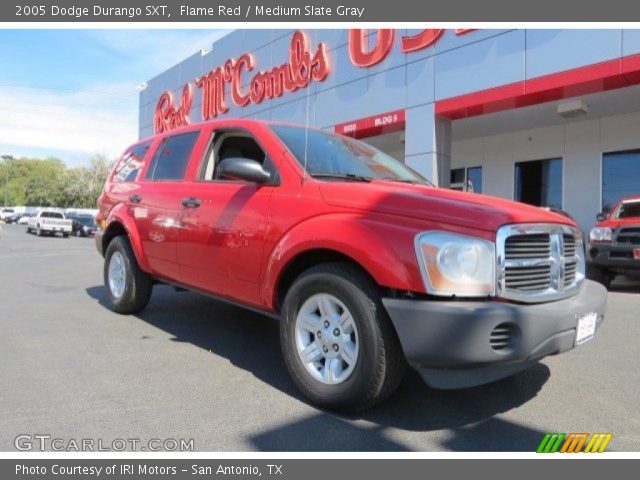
[589,227,612,242]
[415,232,495,297]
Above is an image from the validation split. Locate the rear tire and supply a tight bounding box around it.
[104,236,153,314]
[280,263,406,412]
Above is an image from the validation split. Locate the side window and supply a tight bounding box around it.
[146,131,200,181]
[113,141,151,183]
[200,131,268,181]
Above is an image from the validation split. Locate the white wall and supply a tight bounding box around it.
[451,110,640,233]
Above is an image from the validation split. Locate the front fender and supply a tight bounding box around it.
[105,203,151,273]
[261,213,425,308]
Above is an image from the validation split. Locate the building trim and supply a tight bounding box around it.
[435,53,640,120]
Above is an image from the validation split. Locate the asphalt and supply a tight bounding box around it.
[0,223,639,452]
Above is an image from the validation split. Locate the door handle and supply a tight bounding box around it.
[129,194,142,204]
[182,197,201,208]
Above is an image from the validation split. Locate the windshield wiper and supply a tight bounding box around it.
[311,173,373,182]
[377,177,419,184]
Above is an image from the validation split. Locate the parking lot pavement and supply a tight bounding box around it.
[0,222,639,452]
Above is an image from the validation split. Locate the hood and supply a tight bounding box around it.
[596,217,640,228]
[318,181,575,233]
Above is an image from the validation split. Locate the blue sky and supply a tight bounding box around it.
[0,29,230,166]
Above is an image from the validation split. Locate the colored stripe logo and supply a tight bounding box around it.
[537,433,612,453]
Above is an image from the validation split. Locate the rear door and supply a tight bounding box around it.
[134,130,204,282]
[176,126,277,306]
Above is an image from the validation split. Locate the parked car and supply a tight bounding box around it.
[4,212,22,224]
[0,208,15,222]
[588,195,640,288]
[17,214,34,225]
[71,214,98,237]
[27,210,73,237]
[95,120,607,411]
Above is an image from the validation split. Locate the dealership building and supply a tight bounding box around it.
[139,29,640,232]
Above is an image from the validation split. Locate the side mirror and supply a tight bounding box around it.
[596,212,606,222]
[218,157,271,184]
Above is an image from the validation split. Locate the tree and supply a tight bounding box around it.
[23,158,65,207]
[2,154,114,208]
[87,154,114,206]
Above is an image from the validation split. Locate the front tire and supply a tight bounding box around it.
[280,263,406,411]
[104,236,153,314]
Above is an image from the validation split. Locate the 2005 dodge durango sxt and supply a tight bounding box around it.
[95,119,607,411]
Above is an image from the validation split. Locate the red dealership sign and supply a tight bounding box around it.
[155,30,330,133]
[154,29,475,134]
[335,109,406,138]
[195,31,329,124]
[154,84,193,134]
[349,29,475,67]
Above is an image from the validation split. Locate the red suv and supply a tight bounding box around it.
[588,194,640,288]
[96,119,607,411]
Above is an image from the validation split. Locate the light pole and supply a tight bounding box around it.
[1,154,14,207]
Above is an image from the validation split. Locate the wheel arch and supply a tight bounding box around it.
[264,215,419,312]
[273,248,378,313]
[100,206,151,273]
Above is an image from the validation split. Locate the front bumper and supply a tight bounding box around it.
[382,280,607,389]
[588,242,640,272]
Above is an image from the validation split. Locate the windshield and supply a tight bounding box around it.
[77,216,96,226]
[271,125,430,185]
[614,200,640,219]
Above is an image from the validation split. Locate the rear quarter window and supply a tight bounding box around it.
[112,141,152,183]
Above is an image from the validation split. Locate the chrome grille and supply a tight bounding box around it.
[497,224,585,303]
[564,262,577,286]
[563,234,576,257]
[505,264,551,291]
[505,234,550,259]
[563,234,577,286]
[616,227,640,245]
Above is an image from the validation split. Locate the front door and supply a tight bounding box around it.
[177,129,275,307]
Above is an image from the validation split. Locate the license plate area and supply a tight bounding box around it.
[576,312,597,345]
[634,248,640,260]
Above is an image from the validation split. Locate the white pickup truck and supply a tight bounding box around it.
[27,210,73,237]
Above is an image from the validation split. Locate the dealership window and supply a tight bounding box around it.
[146,132,199,181]
[450,166,482,193]
[112,141,151,183]
[602,149,640,213]
[514,158,562,209]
